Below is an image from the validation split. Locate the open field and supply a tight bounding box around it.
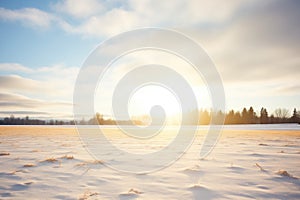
[0,125,300,199]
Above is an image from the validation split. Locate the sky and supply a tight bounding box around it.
[0,0,299,120]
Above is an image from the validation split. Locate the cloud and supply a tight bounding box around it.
[73,8,140,37]
[0,111,48,115]
[0,63,79,98]
[274,85,300,95]
[0,93,72,108]
[0,92,73,119]
[0,0,258,37]
[180,0,300,85]
[52,0,105,19]
[0,75,42,92]
[1,0,297,42]
[0,63,33,73]
[229,0,300,51]
[0,63,78,119]
[0,7,55,28]
[128,0,249,25]
[0,6,76,33]
[56,0,258,37]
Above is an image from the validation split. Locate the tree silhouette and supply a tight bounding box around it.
[248,107,256,124]
[274,108,289,119]
[199,109,211,125]
[234,111,242,124]
[241,108,248,124]
[290,108,299,123]
[96,113,104,125]
[225,110,235,124]
[260,107,269,124]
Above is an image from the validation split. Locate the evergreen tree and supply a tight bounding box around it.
[248,107,256,124]
[241,108,248,124]
[260,107,269,124]
[290,108,299,123]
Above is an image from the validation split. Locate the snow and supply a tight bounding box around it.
[0,125,299,199]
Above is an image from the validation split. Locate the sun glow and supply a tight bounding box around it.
[128,85,182,125]
[94,49,213,121]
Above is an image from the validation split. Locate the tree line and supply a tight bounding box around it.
[0,113,142,126]
[0,115,75,125]
[0,107,299,125]
[197,107,300,125]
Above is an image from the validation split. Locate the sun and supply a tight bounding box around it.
[128,84,182,125]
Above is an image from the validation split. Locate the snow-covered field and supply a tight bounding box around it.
[0,125,300,199]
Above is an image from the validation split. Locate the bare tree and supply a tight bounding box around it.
[274,108,289,119]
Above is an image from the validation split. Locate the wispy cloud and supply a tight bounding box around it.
[0,64,79,97]
[0,63,33,73]
[0,110,48,115]
[52,0,105,19]
[0,7,55,28]
[0,92,73,118]
[0,93,72,108]
[55,0,258,37]
[0,63,78,118]
[0,0,259,37]
[0,75,42,92]
[182,0,300,85]
[274,85,300,95]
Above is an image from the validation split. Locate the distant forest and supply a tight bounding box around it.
[197,107,300,125]
[0,107,299,125]
[0,113,142,126]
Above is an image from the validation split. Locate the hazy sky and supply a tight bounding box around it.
[0,0,299,119]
